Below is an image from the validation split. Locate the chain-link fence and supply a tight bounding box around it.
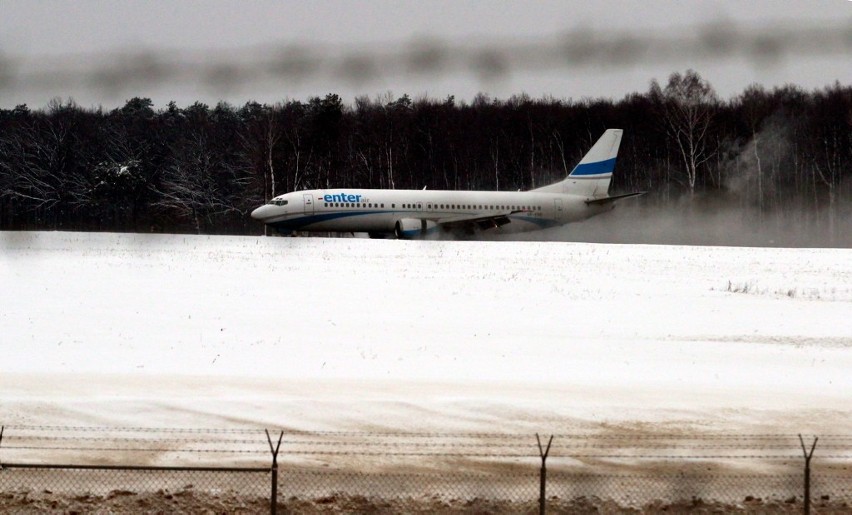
[2,20,851,104]
[0,464,271,513]
[2,425,851,513]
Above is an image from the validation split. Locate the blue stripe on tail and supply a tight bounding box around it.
[569,157,617,177]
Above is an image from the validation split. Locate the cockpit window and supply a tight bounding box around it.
[270,199,288,206]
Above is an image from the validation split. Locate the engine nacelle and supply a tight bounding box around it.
[393,218,436,239]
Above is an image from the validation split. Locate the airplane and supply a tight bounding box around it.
[250,128,643,238]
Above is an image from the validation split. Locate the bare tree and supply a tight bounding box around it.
[154,130,248,234]
[651,70,719,196]
[0,114,68,218]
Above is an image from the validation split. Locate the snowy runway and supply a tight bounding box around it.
[1,231,850,436]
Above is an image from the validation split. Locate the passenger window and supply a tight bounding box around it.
[392,204,395,208]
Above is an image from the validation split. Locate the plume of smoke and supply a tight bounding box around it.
[723,112,793,210]
[505,198,852,248]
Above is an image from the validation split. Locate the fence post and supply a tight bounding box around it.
[798,434,818,515]
[266,429,284,515]
[536,433,553,515]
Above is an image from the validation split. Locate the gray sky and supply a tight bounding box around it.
[1,0,850,109]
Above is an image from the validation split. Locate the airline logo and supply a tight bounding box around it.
[323,193,363,203]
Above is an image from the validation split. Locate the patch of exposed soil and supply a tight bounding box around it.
[1,490,849,514]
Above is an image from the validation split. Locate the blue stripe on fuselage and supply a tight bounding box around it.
[270,210,392,230]
[269,210,563,233]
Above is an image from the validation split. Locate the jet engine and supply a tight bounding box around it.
[393,218,436,239]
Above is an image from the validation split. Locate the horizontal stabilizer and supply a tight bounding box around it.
[584,191,645,206]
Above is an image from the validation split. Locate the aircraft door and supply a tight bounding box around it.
[303,194,314,215]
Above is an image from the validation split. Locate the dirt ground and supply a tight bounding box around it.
[2,489,851,514]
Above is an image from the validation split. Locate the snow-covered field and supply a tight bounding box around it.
[1,231,850,436]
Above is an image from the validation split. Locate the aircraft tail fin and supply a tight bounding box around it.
[534,128,623,197]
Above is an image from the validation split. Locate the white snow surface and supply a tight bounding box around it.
[1,231,851,434]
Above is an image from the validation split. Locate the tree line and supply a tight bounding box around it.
[0,70,849,236]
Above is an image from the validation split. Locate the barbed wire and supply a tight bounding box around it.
[4,436,265,445]
[5,425,263,434]
[6,445,852,460]
[3,426,849,463]
[6,425,848,440]
[8,440,852,451]
[10,436,852,448]
[1,21,849,102]
[3,446,267,454]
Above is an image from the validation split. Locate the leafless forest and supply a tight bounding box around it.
[0,71,849,239]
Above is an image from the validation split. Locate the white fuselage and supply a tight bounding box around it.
[251,130,631,238]
[250,188,613,237]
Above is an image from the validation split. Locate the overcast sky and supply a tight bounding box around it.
[1,0,850,109]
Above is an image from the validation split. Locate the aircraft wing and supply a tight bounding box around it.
[436,209,529,231]
[584,191,645,206]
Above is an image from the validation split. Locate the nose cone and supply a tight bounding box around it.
[251,204,273,221]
